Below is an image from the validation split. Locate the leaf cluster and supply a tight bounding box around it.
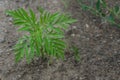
[7,8,77,63]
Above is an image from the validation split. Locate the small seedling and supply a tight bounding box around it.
[71,46,80,61]
[61,0,70,9]
[6,8,77,63]
[78,0,120,27]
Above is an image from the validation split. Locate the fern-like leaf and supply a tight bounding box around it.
[7,8,77,63]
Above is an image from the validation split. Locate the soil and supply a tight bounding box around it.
[0,0,120,80]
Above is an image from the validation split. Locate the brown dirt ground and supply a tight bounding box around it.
[0,0,120,80]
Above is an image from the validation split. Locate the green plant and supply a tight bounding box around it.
[78,0,120,27]
[71,46,80,61]
[7,8,77,63]
[61,0,70,9]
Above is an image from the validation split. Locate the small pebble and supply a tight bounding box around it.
[12,77,17,80]
[0,34,5,43]
[85,24,89,28]
[72,26,77,29]
[7,53,10,55]
[0,49,3,53]
[17,75,21,78]
[37,69,40,72]
[117,39,120,42]
[93,19,96,22]
[71,34,75,37]
[102,40,106,43]
[8,17,13,22]
[0,27,6,43]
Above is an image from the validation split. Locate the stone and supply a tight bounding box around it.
[85,24,89,28]
[0,27,6,43]
[0,34,5,43]
[72,26,77,29]
[17,75,21,78]
[71,34,75,37]
[0,49,3,55]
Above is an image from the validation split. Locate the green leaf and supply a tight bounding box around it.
[18,26,31,31]
[100,0,107,8]
[15,51,24,62]
[107,13,115,24]
[48,34,64,39]
[114,5,120,15]
[29,9,36,23]
[96,0,101,12]
[38,7,45,14]
[81,4,91,10]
